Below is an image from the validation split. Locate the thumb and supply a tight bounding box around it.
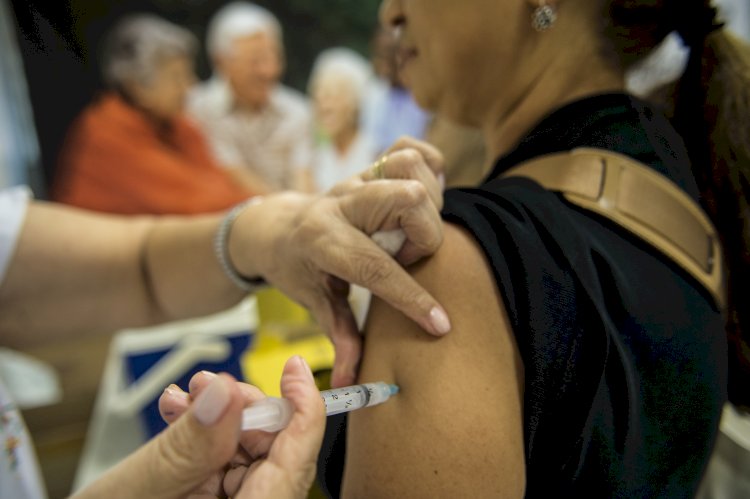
[74,375,244,499]
[147,374,244,497]
[235,357,325,499]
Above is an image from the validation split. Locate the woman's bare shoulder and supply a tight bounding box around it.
[342,222,526,498]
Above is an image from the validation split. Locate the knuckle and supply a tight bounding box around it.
[390,135,411,151]
[152,427,204,481]
[426,229,444,252]
[395,135,415,146]
[353,251,396,286]
[432,225,445,247]
[407,225,442,255]
[399,179,428,205]
[415,223,442,250]
[329,178,357,195]
[433,148,446,165]
[293,219,321,246]
[397,148,422,167]
[294,205,332,245]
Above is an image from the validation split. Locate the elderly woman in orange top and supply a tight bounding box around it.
[52,14,252,215]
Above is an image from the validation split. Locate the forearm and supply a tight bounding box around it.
[0,202,243,348]
[142,213,245,322]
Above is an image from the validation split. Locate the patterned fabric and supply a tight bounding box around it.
[0,375,46,499]
[0,187,45,498]
[188,78,313,191]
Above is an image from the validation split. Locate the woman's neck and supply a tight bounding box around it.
[482,76,624,158]
[481,55,625,161]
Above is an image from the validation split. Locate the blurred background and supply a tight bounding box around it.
[9,0,381,197]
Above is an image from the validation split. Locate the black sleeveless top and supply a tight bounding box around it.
[441,94,727,497]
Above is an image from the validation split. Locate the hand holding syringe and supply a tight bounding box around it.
[242,381,399,432]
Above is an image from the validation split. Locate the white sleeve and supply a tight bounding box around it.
[0,186,31,286]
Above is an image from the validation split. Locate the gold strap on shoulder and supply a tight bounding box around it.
[501,147,726,310]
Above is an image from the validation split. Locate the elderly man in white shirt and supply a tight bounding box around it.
[188,2,313,193]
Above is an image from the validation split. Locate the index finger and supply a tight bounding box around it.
[361,149,443,210]
[316,223,451,337]
[363,248,452,337]
[335,181,451,336]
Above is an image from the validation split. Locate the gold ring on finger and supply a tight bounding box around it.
[370,155,389,180]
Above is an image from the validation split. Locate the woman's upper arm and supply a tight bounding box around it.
[342,222,526,498]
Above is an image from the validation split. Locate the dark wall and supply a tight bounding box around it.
[10,0,381,196]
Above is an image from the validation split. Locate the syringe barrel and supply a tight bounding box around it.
[241,397,292,432]
[321,382,393,416]
[241,381,398,432]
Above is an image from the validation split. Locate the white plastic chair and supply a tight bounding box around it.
[72,297,257,492]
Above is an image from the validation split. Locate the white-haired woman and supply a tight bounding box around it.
[308,47,377,192]
[52,14,253,215]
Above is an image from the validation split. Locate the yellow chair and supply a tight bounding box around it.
[243,288,334,396]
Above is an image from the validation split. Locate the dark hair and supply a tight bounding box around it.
[607,0,750,408]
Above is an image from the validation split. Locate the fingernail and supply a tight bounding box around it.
[163,385,190,401]
[295,355,314,382]
[162,386,190,418]
[437,173,446,191]
[189,371,217,393]
[429,306,451,335]
[192,377,231,427]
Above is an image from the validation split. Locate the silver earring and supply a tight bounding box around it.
[531,2,557,32]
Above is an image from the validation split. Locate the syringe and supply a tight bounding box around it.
[241,382,399,432]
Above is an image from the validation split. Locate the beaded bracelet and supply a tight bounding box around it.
[214,197,267,293]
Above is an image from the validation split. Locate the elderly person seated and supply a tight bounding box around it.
[308,47,377,192]
[51,14,252,215]
[188,1,313,193]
